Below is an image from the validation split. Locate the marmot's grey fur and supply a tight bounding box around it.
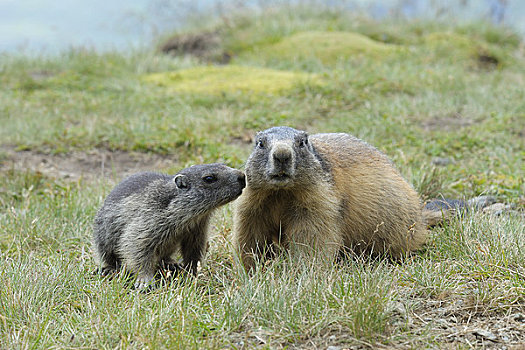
[233,126,427,270]
[94,163,245,288]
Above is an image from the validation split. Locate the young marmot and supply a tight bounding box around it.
[233,126,427,270]
[94,163,245,288]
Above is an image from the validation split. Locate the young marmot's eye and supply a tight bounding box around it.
[299,138,308,148]
[257,140,265,149]
[203,175,218,183]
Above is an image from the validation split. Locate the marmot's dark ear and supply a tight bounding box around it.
[174,174,189,189]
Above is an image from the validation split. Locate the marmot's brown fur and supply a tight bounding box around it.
[233,126,427,270]
[93,164,245,289]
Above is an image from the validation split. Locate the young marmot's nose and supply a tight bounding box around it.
[237,172,246,188]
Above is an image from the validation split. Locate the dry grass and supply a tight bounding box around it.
[0,4,524,348]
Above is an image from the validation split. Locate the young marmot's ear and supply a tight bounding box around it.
[174,174,189,189]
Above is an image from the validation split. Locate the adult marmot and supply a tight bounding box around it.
[94,164,245,288]
[233,126,427,270]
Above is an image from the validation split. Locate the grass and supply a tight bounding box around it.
[143,65,323,95]
[1,4,524,349]
[239,31,399,65]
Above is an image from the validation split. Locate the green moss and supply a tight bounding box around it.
[249,31,399,64]
[143,65,322,95]
[421,32,507,66]
[424,32,473,47]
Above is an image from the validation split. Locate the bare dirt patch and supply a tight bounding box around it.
[389,279,525,350]
[159,30,231,63]
[0,146,177,182]
[409,299,525,349]
[421,112,475,132]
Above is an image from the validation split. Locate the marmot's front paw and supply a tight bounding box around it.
[160,259,183,273]
[134,274,155,290]
[98,266,117,277]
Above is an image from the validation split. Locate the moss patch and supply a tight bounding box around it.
[251,31,399,64]
[143,65,322,95]
[421,32,506,67]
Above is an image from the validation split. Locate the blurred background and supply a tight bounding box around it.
[1,0,524,54]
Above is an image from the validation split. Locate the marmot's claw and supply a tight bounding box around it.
[99,266,116,277]
[134,274,155,290]
[161,260,183,272]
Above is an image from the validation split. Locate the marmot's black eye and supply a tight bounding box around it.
[257,140,265,149]
[203,175,218,183]
[299,138,307,148]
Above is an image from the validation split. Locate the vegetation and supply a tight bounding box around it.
[143,65,322,95]
[0,4,523,348]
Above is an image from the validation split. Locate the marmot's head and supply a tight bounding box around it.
[167,164,246,217]
[245,126,322,190]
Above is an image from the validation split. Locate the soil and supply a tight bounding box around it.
[0,146,177,181]
[403,289,525,349]
[159,30,231,63]
[421,112,475,132]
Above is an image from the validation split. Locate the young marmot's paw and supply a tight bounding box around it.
[134,273,155,291]
[96,266,117,277]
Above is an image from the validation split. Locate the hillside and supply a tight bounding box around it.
[0,7,524,349]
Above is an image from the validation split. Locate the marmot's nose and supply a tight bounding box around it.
[272,149,291,165]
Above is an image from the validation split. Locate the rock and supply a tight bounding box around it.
[431,157,453,166]
[392,301,407,316]
[473,328,497,342]
[327,346,341,350]
[435,318,452,329]
[483,203,516,216]
[467,195,497,209]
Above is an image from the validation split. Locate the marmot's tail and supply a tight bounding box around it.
[423,196,497,227]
